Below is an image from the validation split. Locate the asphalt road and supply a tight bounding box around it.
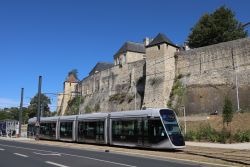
[0,140,217,167]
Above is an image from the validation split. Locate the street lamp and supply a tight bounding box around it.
[179,106,186,135]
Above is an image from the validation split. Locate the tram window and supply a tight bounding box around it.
[148,119,167,144]
[40,122,56,138]
[27,124,35,138]
[60,122,73,139]
[78,121,105,143]
[160,109,185,146]
[159,110,181,135]
[112,120,138,143]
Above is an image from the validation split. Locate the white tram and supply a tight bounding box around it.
[28,108,185,149]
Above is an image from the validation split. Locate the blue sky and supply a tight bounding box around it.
[0,0,249,111]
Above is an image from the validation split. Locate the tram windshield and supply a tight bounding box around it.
[160,109,185,146]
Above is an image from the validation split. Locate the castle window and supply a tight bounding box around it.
[157,45,160,50]
[123,54,126,64]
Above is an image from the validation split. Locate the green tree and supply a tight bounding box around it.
[187,6,248,48]
[222,97,234,126]
[27,93,51,118]
[0,107,19,121]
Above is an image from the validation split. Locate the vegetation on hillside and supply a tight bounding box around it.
[65,96,84,115]
[167,75,186,114]
[183,112,250,143]
[187,6,248,48]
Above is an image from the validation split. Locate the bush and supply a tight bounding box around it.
[185,124,250,143]
[84,105,92,113]
[109,93,127,104]
[185,124,219,142]
[234,130,250,142]
[197,124,219,142]
[185,131,197,141]
[218,128,230,143]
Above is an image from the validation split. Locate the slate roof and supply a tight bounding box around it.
[146,33,178,48]
[65,74,79,83]
[89,62,114,76]
[114,41,145,58]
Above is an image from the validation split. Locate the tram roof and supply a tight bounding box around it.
[28,108,172,123]
[109,108,166,118]
[77,112,108,120]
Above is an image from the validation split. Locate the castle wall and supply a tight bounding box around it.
[57,37,250,116]
[175,38,250,115]
[57,82,78,115]
[126,51,145,63]
[79,60,145,113]
[143,44,177,108]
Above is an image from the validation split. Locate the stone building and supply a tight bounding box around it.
[56,73,79,115]
[57,33,250,116]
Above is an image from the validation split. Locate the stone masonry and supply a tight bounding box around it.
[57,34,250,116]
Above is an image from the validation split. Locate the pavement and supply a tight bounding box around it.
[1,137,250,166]
[0,139,212,167]
[2,137,250,150]
[186,141,250,150]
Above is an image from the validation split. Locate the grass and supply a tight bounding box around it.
[179,112,250,143]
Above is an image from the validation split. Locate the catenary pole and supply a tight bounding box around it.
[36,76,42,140]
[18,88,24,137]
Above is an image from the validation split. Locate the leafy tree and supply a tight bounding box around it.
[68,69,79,80]
[27,93,51,118]
[222,97,234,126]
[187,6,248,48]
[0,107,19,120]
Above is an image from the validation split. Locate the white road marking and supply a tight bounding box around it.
[46,161,69,167]
[14,153,28,158]
[0,148,5,151]
[0,143,137,167]
[33,152,61,156]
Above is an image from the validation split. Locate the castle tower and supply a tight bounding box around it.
[57,73,79,115]
[143,33,179,108]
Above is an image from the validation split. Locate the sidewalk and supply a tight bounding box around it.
[186,141,250,150]
[0,136,33,141]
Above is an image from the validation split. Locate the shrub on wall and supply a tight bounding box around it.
[84,105,92,113]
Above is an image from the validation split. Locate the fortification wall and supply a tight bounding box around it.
[79,60,145,113]
[175,38,250,115]
[143,44,177,108]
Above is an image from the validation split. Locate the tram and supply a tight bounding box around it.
[28,108,185,149]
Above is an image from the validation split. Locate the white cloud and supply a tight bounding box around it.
[0,98,19,108]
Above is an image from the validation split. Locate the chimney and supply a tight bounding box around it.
[143,37,150,46]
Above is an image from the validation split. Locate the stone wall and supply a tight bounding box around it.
[57,37,250,116]
[79,59,145,113]
[143,44,177,108]
[56,81,78,115]
[175,38,250,115]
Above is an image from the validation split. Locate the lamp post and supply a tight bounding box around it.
[134,81,137,110]
[179,106,186,135]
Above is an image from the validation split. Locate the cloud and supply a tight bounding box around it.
[0,98,19,108]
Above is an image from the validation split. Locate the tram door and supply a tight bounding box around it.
[142,119,150,147]
[137,119,143,146]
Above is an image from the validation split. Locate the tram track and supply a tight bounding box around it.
[182,147,250,166]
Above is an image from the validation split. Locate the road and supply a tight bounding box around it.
[0,140,219,167]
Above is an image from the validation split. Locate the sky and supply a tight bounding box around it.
[0,0,249,111]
